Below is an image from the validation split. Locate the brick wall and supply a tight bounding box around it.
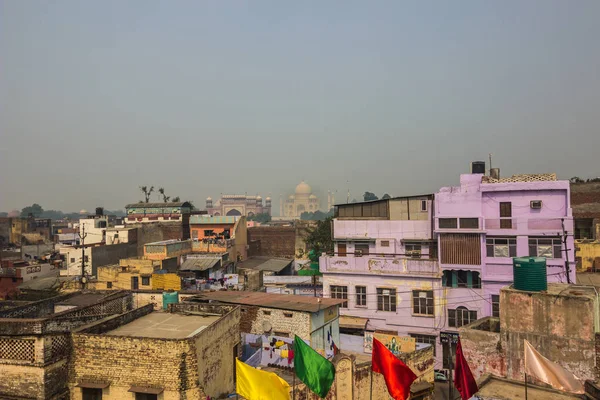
[239,306,311,341]
[248,227,296,258]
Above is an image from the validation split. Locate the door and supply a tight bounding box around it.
[500,202,512,229]
[82,388,102,400]
[355,244,369,256]
[338,243,347,256]
[131,276,139,290]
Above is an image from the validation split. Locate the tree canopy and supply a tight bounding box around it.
[300,209,334,221]
[381,193,391,200]
[247,213,272,223]
[363,192,379,201]
[21,204,43,217]
[304,217,333,255]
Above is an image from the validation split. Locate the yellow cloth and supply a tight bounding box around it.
[236,358,290,400]
[275,340,285,348]
[281,349,289,358]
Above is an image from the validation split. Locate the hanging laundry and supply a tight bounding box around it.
[288,350,294,365]
[281,349,289,358]
[275,340,285,348]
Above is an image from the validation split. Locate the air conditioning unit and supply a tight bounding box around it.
[530,200,543,209]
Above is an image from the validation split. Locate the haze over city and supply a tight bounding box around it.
[1,0,599,213]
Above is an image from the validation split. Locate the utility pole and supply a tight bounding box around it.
[561,218,572,284]
[79,223,87,286]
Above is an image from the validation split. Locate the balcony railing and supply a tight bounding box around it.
[320,255,439,276]
[191,238,233,253]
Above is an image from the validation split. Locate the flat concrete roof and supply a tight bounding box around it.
[105,313,219,339]
[56,293,109,307]
[476,376,582,399]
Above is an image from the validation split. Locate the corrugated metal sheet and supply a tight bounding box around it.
[189,215,238,225]
[180,258,220,271]
[237,257,293,272]
[192,291,345,313]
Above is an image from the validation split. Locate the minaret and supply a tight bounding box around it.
[327,190,331,211]
[279,194,283,217]
[331,192,335,210]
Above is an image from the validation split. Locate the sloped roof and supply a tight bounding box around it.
[180,257,221,271]
[236,257,293,272]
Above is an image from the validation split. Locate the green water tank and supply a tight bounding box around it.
[162,291,179,310]
[513,257,547,292]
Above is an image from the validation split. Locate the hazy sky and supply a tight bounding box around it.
[1,1,599,213]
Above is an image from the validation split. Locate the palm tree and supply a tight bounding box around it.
[140,186,154,203]
[158,188,170,203]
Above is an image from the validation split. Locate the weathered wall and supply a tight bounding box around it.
[459,318,506,380]
[133,223,185,255]
[576,241,600,271]
[501,287,598,381]
[239,305,311,341]
[132,291,197,311]
[91,243,137,276]
[248,226,296,258]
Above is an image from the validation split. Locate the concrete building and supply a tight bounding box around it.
[0,217,53,246]
[0,291,132,399]
[205,194,271,217]
[59,242,137,278]
[320,195,441,360]
[320,167,576,370]
[459,283,600,398]
[69,302,240,400]
[189,291,344,351]
[96,258,180,291]
[0,261,59,299]
[78,215,108,245]
[104,226,137,245]
[124,202,195,241]
[280,181,321,219]
[571,182,600,272]
[189,215,248,262]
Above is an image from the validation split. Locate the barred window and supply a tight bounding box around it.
[486,237,517,257]
[410,333,437,356]
[356,286,367,307]
[492,295,500,318]
[529,237,562,258]
[412,290,434,316]
[448,306,477,327]
[330,285,348,308]
[377,288,396,312]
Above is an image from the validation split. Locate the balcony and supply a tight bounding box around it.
[483,217,570,235]
[320,255,439,276]
[191,238,234,254]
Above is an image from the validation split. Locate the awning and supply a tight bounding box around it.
[401,239,435,243]
[77,381,110,389]
[334,237,376,242]
[128,386,164,395]
[339,315,368,330]
[181,257,220,271]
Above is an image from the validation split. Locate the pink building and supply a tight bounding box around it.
[320,166,575,371]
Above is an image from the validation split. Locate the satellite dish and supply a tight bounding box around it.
[262,321,272,333]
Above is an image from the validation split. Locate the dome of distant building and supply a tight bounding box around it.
[266,196,271,201]
[295,181,312,195]
[206,197,212,201]
[309,194,317,199]
[288,195,295,200]
[256,196,262,200]
[8,209,20,218]
[79,209,88,215]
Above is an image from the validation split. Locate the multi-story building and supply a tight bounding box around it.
[320,165,575,369]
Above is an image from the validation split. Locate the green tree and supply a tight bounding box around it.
[305,217,333,254]
[381,193,391,200]
[172,196,181,202]
[140,186,154,203]
[363,192,379,201]
[21,203,44,217]
[158,188,170,202]
[247,213,272,223]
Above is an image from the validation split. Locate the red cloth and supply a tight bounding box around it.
[288,349,294,365]
[372,338,417,400]
[454,339,479,400]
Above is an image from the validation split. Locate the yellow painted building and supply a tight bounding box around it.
[576,240,600,271]
[96,258,181,291]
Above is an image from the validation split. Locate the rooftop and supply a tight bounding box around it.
[56,292,109,307]
[105,312,219,339]
[191,291,345,313]
[475,375,582,400]
[181,257,221,271]
[125,202,191,208]
[482,173,558,184]
[236,257,293,272]
[189,215,239,224]
[503,283,598,301]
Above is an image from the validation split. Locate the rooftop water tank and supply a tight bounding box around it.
[513,257,547,292]
[162,291,179,310]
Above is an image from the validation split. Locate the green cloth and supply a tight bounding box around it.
[294,335,335,398]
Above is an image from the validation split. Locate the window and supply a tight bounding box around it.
[204,229,214,236]
[330,285,348,308]
[84,256,89,262]
[70,258,75,263]
[420,200,428,212]
[192,230,198,240]
[337,243,347,256]
[380,240,390,247]
[284,313,293,318]
[492,295,500,318]
[355,244,370,256]
[106,282,112,289]
[448,307,477,327]
[356,286,367,307]
[377,288,397,312]
[440,234,481,265]
[273,331,290,337]
[141,276,150,286]
[263,310,271,316]
[412,290,434,316]
[439,218,458,229]
[529,237,562,258]
[459,218,479,229]
[135,394,157,400]
[500,202,512,229]
[82,388,103,400]
[337,202,388,218]
[442,270,481,288]
[405,244,422,258]
[410,334,437,356]
[486,237,517,257]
